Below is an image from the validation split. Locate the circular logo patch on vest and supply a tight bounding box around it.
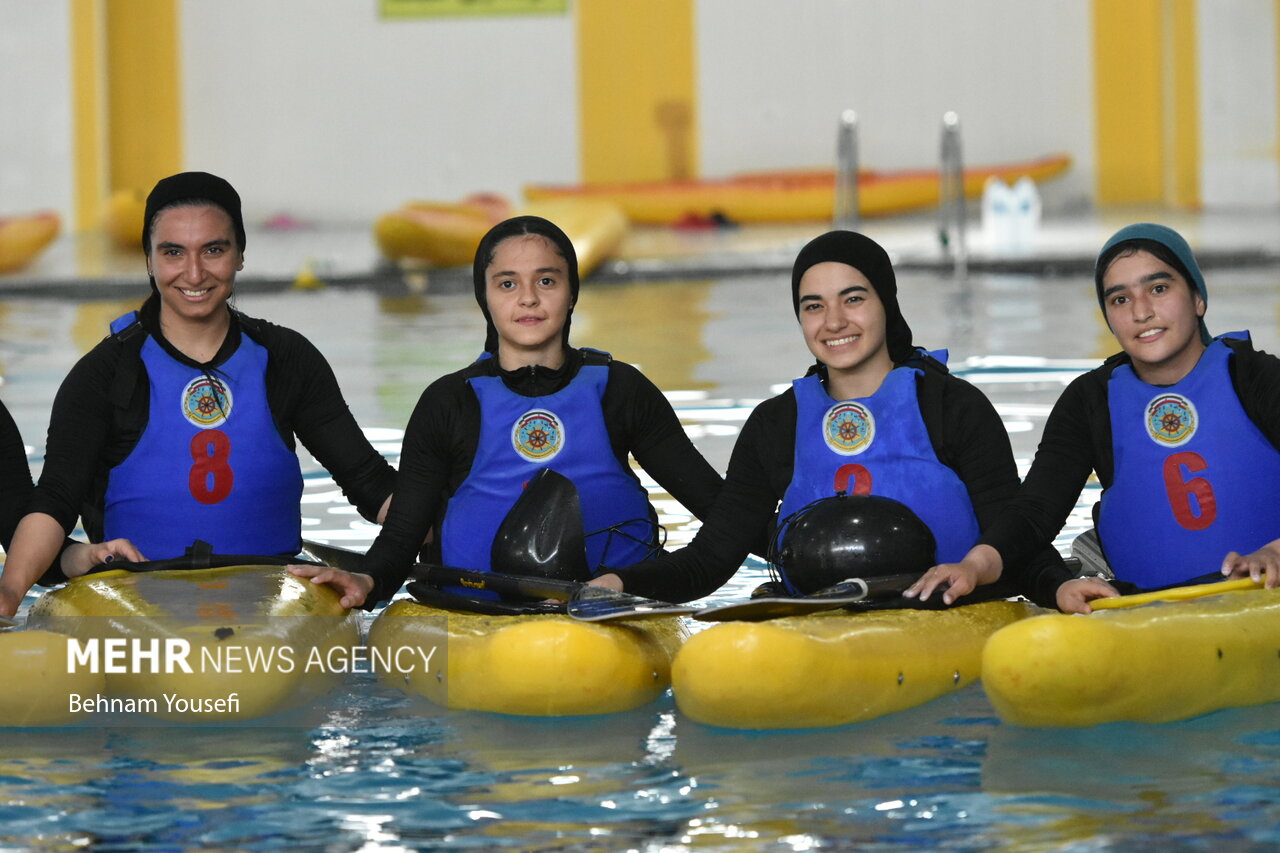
[823,401,875,456]
[181,375,233,428]
[512,409,564,462]
[1145,393,1197,447]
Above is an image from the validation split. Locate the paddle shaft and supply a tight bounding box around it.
[1088,576,1262,610]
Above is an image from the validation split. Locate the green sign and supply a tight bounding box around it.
[381,0,567,17]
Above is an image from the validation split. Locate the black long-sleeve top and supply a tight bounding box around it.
[0,401,34,551]
[613,359,1065,606]
[362,347,725,606]
[0,400,81,586]
[28,299,396,581]
[980,336,1280,603]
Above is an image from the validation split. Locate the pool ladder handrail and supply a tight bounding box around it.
[939,111,968,277]
[833,110,859,231]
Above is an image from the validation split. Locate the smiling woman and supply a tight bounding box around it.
[607,229,1065,606]
[147,204,244,357]
[919,223,1280,614]
[0,172,396,619]
[291,215,727,611]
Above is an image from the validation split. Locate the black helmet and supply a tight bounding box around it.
[489,468,590,582]
[770,494,937,595]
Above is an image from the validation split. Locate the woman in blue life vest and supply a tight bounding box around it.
[910,223,1280,613]
[292,216,725,608]
[595,230,1063,605]
[0,172,395,619]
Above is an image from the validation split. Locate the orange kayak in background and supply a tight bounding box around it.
[524,154,1071,224]
[0,211,61,274]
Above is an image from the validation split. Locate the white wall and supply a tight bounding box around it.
[180,0,580,223]
[696,0,1096,209]
[0,0,74,216]
[7,1,1279,226]
[1198,0,1280,207]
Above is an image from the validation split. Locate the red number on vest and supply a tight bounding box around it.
[834,463,872,495]
[1162,451,1216,531]
[190,429,234,504]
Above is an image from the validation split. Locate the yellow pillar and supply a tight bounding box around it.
[70,0,107,231]
[105,0,183,195]
[576,0,696,183]
[1167,0,1201,208]
[1092,0,1199,207]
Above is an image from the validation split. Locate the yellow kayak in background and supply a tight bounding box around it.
[368,598,686,717]
[982,584,1280,727]
[8,564,359,724]
[0,211,61,274]
[524,154,1072,224]
[373,194,628,274]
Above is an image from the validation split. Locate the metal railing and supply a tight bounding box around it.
[832,110,859,231]
[938,111,967,277]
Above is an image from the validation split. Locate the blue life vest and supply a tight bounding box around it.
[778,359,980,566]
[1098,333,1280,588]
[102,312,303,559]
[440,352,655,581]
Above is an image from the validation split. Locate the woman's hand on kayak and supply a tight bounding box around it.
[904,544,1002,605]
[1221,540,1280,588]
[60,539,145,578]
[587,573,623,592]
[289,564,374,608]
[1055,577,1119,614]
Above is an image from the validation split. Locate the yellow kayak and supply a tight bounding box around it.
[368,598,687,716]
[524,155,1072,225]
[10,563,359,724]
[373,194,628,274]
[0,211,60,274]
[672,599,1035,730]
[982,583,1280,727]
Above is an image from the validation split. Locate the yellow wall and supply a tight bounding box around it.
[70,0,107,230]
[105,0,183,194]
[576,0,696,183]
[1092,0,1199,207]
[72,0,182,230]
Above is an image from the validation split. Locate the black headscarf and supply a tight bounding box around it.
[472,216,580,354]
[142,171,246,254]
[790,230,915,364]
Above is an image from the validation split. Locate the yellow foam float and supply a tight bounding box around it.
[14,564,359,723]
[672,599,1035,730]
[368,599,686,716]
[982,581,1280,727]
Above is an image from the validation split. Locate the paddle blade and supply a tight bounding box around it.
[567,586,699,622]
[692,572,919,622]
[490,468,590,582]
[301,540,369,573]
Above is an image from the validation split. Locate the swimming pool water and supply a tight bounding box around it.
[0,270,1277,850]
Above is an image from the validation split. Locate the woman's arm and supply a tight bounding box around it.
[350,377,470,608]
[2,346,126,610]
[606,362,723,519]
[266,325,396,521]
[911,371,1090,604]
[606,397,792,602]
